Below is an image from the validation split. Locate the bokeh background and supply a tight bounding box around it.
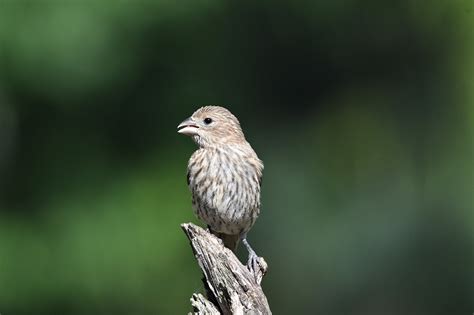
[0,1,473,314]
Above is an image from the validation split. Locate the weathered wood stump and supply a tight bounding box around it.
[182,223,271,314]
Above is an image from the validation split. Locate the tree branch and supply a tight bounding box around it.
[182,223,271,314]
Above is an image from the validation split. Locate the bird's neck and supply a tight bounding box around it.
[193,136,248,150]
[197,143,252,159]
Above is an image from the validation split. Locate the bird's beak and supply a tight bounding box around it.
[177,117,199,136]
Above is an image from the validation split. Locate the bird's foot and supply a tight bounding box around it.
[246,251,268,284]
[242,238,268,284]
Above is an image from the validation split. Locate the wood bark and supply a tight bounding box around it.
[182,223,271,315]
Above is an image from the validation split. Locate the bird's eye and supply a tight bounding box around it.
[204,118,213,125]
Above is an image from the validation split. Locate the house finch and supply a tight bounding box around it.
[177,106,263,269]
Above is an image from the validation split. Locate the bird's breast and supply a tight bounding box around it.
[187,147,261,234]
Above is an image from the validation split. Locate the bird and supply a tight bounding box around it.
[177,105,263,270]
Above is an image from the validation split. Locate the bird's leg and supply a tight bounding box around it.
[241,236,259,276]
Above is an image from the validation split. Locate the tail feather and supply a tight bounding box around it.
[210,229,240,252]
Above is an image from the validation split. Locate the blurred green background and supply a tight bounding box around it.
[0,1,473,314]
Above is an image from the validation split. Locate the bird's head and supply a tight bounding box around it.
[177,106,246,148]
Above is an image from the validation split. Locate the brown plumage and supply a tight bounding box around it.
[177,106,263,264]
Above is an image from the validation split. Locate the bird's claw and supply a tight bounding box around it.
[241,237,267,283]
[246,252,268,284]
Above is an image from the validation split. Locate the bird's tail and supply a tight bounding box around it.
[211,230,240,252]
